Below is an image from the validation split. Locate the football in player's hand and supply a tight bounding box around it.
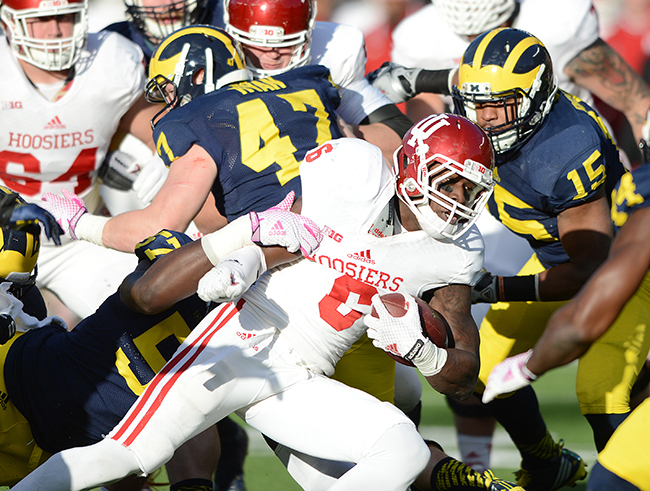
[370,292,451,366]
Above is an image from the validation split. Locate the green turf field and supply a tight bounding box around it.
[3,361,595,491]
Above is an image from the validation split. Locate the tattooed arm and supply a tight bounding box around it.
[565,38,650,142]
[424,283,480,400]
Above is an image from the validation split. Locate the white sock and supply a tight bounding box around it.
[457,434,492,473]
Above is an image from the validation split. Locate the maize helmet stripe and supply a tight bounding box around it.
[454,27,557,153]
[461,28,550,93]
[150,26,247,81]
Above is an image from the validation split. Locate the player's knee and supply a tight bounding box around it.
[65,439,144,486]
[394,364,422,413]
[446,394,491,418]
[375,423,429,481]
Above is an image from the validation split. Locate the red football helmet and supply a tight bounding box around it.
[225,0,316,78]
[0,0,88,71]
[394,113,495,240]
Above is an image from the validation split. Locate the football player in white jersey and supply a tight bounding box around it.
[223,0,429,435]
[367,0,650,473]
[12,115,531,491]
[0,0,161,319]
[224,0,414,163]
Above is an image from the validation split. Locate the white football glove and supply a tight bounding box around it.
[129,154,169,204]
[482,350,538,403]
[197,246,267,303]
[366,62,422,103]
[40,189,88,240]
[250,191,323,256]
[364,294,447,376]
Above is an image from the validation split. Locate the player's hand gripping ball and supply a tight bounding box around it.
[368,292,451,366]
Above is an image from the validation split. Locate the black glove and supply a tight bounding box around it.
[471,270,500,304]
[10,203,63,246]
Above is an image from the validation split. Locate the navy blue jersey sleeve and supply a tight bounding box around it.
[611,164,650,232]
[153,118,201,167]
[548,140,609,210]
[486,92,625,269]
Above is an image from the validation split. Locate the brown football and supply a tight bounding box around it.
[370,292,451,366]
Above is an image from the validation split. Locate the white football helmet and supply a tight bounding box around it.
[0,0,88,71]
[394,114,495,240]
[434,0,517,37]
[124,0,209,44]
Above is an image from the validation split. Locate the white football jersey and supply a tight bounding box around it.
[311,22,394,125]
[391,0,599,104]
[0,31,145,209]
[243,138,484,375]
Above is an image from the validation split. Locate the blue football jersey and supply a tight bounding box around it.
[153,64,344,221]
[611,164,650,233]
[486,91,626,269]
[4,291,208,453]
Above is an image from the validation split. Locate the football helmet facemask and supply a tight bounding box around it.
[145,25,251,127]
[225,0,316,78]
[0,187,40,287]
[435,0,517,38]
[452,27,558,154]
[124,0,209,44]
[0,0,88,71]
[394,113,495,241]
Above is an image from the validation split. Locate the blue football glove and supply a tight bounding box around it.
[7,203,63,246]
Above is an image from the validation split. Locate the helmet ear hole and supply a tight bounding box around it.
[193,68,205,85]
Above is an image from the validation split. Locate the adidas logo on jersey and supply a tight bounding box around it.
[44,116,65,130]
[236,331,256,341]
[347,249,375,264]
[268,221,286,236]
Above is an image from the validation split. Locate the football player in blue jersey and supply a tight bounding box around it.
[367,0,650,476]
[0,219,218,490]
[0,182,321,490]
[41,25,343,252]
[441,27,644,490]
[482,110,650,491]
[103,0,413,206]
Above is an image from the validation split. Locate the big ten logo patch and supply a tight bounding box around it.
[2,101,22,110]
